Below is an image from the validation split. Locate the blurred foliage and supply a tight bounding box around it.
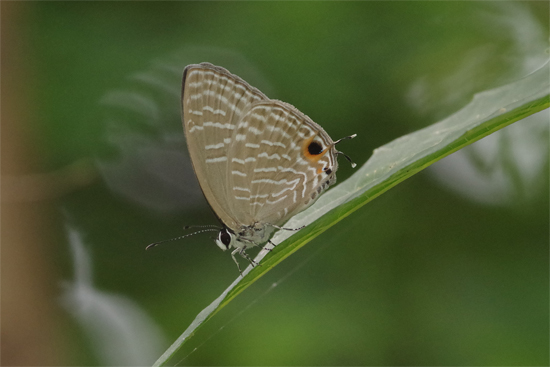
[3,1,548,366]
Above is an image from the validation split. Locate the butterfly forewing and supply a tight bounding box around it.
[227,101,339,227]
[182,63,267,228]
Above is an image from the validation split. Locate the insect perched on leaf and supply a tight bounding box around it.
[148,63,355,274]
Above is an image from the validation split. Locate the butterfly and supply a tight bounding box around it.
[149,63,355,274]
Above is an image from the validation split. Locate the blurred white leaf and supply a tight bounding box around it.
[61,226,167,365]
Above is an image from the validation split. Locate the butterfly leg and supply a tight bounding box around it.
[262,239,276,252]
[269,223,306,231]
[231,248,244,276]
[238,248,260,268]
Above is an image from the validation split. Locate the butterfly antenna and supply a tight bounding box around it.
[183,224,220,230]
[331,134,357,168]
[146,228,219,250]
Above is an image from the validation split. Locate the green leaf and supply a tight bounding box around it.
[153,62,549,367]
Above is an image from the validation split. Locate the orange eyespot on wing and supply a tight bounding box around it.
[302,135,328,163]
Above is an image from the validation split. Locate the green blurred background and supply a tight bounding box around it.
[2,1,548,365]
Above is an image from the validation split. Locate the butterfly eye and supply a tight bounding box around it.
[307,141,323,155]
[219,229,232,246]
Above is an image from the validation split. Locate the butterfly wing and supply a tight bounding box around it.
[182,63,268,229]
[226,100,339,227]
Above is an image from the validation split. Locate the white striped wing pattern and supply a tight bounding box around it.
[226,101,337,227]
[182,63,343,268]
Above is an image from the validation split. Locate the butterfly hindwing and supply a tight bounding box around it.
[226,101,338,227]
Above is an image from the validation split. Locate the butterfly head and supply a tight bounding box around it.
[215,227,236,251]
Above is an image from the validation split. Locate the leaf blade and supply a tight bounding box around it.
[153,62,549,367]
